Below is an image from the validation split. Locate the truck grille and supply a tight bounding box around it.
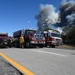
[34,34,43,40]
[56,39,62,45]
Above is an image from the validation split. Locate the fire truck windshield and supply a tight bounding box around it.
[0,34,8,37]
[51,33,61,37]
[25,30,36,35]
[0,38,8,41]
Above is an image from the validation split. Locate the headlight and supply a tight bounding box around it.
[32,37,35,40]
[43,37,45,40]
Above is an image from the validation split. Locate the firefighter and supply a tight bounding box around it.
[19,36,24,48]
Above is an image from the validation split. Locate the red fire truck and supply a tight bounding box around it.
[0,33,9,47]
[43,30,62,48]
[13,29,45,48]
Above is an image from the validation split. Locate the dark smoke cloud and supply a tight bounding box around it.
[35,4,58,31]
[59,0,75,27]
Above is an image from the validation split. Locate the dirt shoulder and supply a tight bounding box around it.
[56,44,75,50]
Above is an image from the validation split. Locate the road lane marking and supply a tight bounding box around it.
[29,50,67,57]
[0,52,35,75]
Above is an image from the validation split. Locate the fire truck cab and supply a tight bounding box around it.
[0,33,9,47]
[43,30,62,48]
[13,29,24,47]
[13,29,45,48]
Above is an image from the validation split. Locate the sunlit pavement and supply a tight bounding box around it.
[0,48,75,75]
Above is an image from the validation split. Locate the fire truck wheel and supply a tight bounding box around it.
[52,45,55,48]
[39,45,43,48]
[25,42,30,48]
[45,44,47,47]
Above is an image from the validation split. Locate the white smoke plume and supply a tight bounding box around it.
[66,13,75,24]
[35,4,58,31]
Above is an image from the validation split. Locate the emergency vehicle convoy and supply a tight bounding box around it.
[43,30,62,48]
[13,29,45,48]
[0,33,9,47]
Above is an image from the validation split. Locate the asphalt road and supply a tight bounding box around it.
[0,56,23,75]
[0,48,75,75]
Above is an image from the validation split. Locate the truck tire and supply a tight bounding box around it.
[25,42,30,48]
[45,44,47,47]
[39,45,43,48]
[52,45,55,48]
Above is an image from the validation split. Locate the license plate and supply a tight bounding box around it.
[4,42,7,44]
[56,39,60,42]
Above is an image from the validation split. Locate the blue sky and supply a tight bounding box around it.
[0,0,62,36]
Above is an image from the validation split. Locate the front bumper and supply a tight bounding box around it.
[30,41,45,45]
[47,41,62,46]
[0,42,8,47]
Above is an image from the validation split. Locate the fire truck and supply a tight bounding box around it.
[13,29,45,48]
[43,30,62,48]
[0,33,9,47]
